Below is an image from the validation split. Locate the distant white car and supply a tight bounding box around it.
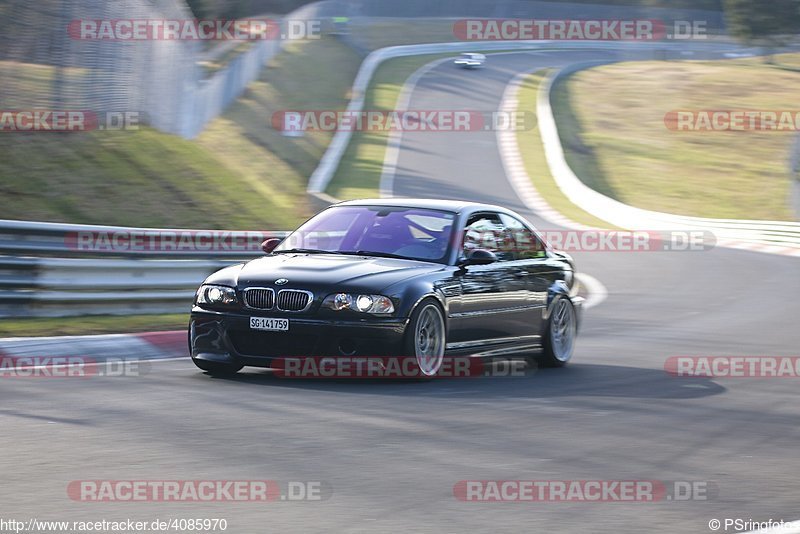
[454,53,485,69]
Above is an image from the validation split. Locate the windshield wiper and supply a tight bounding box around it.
[273,248,338,255]
[343,250,409,260]
[275,249,412,260]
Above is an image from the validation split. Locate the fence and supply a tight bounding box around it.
[1,0,198,135]
[0,0,730,138]
[0,0,330,138]
[5,1,797,319]
[0,219,288,317]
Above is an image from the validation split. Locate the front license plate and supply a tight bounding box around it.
[250,317,289,332]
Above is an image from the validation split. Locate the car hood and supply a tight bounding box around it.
[231,253,443,292]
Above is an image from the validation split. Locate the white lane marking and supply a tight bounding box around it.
[497,68,592,230]
[380,57,452,198]
[381,51,554,198]
[496,68,610,311]
[381,52,553,198]
[496,57,800,259]
[378,53,611,312]
[575,273,608,310]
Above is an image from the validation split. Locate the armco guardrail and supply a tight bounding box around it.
[536,63,800,255]
[0,0,329,140]
[5,39,794,318]
[306,39,748,195]
[308,37,800,256]
[0,220,288,318]
[0,257,232,317]
[0,219,287,259]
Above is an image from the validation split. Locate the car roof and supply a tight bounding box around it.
[334,198,512,215]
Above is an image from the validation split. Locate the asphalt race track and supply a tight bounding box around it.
[2,49,799,533]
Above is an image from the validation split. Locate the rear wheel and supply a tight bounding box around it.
[538,297,577,367]
[404,299,446,378]
[192,358,243,376]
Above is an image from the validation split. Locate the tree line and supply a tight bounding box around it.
[184,0,798,47]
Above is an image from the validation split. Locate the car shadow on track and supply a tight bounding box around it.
[193,361,725,401]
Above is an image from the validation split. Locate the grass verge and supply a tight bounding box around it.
[0,314,189,338]
[516,71,615,228]
[551,54,800,221]
[0,38,360,337]
[327,52,617,230]
[326,53,454,199]
[0,36,361,230]
[347,20,458,50]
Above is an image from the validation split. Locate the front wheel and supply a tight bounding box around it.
[538,297,577,367]
[192,358,243,376]
[404,299,446,378]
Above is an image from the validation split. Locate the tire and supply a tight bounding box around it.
[538,297,577,368]
[192,358,243,376]
[403,298,446,379]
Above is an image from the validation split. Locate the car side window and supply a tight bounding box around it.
[462,213,515,262]
[499,214,547,260]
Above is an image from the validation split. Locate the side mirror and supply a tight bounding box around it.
[261,237,283,254]
[461,249,498,266]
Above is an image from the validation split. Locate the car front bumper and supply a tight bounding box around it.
[190,308,409,368]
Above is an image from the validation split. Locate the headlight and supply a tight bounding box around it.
[196,284,237,306]
[323,293,395,314]
[333,293,353,311]
[355,295,374,312]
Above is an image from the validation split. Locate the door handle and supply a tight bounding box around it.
[513,270,529,278]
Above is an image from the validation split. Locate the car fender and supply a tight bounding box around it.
[381,277,448,320]
[544,279,582,331]
[202,263,244,286]
[544,279,571,320]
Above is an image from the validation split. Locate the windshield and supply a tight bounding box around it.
[274,205,456,263]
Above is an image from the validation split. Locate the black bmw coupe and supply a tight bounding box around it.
[190,199,583,377]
